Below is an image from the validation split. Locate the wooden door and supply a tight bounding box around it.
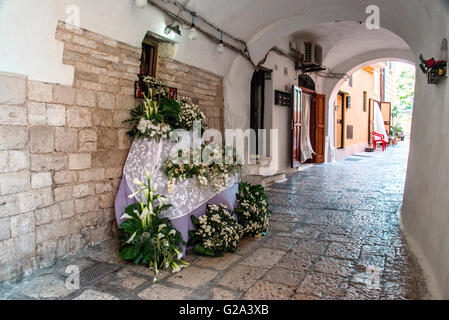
[380,102,391,135]
[368,99,375,145]
[250,70,266,156]
[335,93,344,149]
[315,94,326,163]
[291,86,302,168]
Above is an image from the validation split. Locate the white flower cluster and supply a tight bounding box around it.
[235,183,270,238]
[195,204,242,255]
[137,118,173,140]
[178,98,205,130]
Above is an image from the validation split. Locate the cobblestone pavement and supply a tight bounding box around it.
[0,141,430,300]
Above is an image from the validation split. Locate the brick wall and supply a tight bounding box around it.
[0,22,224,282]
[157,58,224,131]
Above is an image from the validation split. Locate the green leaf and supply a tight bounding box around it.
[120,245,140,260]
[190,215,200,226]
[194,243,206,255]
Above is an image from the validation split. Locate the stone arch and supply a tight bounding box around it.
[322,53,415,161]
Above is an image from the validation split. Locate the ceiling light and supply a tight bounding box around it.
[217,31,224,54]
[189,14,197,40]
[135,0,148,9]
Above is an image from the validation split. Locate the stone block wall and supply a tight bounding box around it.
[157,57,224,131]
[0,22,224,282]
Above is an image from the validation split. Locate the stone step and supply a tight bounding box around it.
[243,171,287,186]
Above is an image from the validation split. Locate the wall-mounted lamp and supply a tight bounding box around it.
[217,31,224,54]
[164,23,182,36]
[188,14,198,40]
[135,0,148,9]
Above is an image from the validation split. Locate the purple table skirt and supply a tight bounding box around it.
[114,177,238,256]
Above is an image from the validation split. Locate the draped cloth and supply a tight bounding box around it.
[114,137,239,255]
[300,93,316,163]
[373,101,389,140]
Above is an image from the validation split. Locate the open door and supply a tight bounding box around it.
[314,94,326,163]
[335,93,345,149]
[368,99,375,145]
[291,86,302,168]
[380,102,392,135]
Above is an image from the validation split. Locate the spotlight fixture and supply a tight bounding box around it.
[164,23,182,36]
[419,54,447,84]
[419,54,435,74]
[135,0,147,9]
[217,31,224,54]
[188,14,197,40]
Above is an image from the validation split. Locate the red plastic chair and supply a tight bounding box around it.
[371,131,387,151]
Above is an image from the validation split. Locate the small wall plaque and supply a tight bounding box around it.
[275,90,291,107]
[135,81,177,100]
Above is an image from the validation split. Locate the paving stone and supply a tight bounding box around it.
[325,241,361,260]
[241,248,285,269]
[314,257,354,277]
[19,274,76,299]
[277,251,317,271]
[291,293,322,300]
[211,287,239,300]
[243,280,295,300]
[291,239,328,255]
[260,236,298,252]
[195,253,241,271]
[167,266,218,289]
[263,266,307,287]
[218,265,266,291]
[126,264,169,280]
[74,289,118,300]
[296,273,349,299]
[137,284,192,300]
[94,269,147,293]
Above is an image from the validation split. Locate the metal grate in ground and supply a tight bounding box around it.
[80,262,119,285]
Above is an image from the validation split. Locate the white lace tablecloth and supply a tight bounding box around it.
[123,137,238,220]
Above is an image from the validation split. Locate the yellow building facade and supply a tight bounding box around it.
[334,63,390,160]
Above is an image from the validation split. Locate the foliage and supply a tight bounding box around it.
[124,89,180,141]
[124,76,206,140]
[176,97,206,131]
[119,171,189,277]
[189,204,243,257]
[234,183,271,238]
[163,143,244,193]
[395,67,415,112]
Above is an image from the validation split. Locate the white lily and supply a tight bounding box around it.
[126,231,137,244]
[133,177,143,185]
[120,213,132,220]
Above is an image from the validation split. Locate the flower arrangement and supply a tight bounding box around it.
[124,87,180,141]
[119,171,189,277]
[189,204,243,257]
[163,143,244,193]
[124,77,207,140]
[176,97,206,131]
[234,182,271,238]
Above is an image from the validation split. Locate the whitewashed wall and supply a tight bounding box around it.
[0,0,236,85]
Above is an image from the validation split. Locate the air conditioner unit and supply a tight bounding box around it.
[303,42,322,65]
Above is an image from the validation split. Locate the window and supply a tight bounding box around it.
[139,41,158,77]
[346,125,354,140]
[363,91,367,112]
[348,75,353,87]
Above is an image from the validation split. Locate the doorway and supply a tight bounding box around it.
[250,68,270,156]
[335,92,345,149]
